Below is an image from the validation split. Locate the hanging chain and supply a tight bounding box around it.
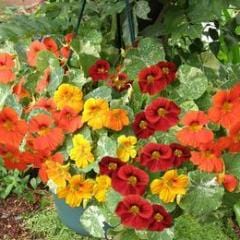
[125,0,135,46]
[67,0,87,65]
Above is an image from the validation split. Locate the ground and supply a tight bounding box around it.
[0,192,95,240]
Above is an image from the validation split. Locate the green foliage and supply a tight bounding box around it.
[177,65,208,100]
[174,215,230,240]
[223,153,240,178]
[123,37,165,80]
[24,208,91,240]
[0,159,29,199]
[234,201,240,226]
[179,171,224,217]
[80,206,106,238]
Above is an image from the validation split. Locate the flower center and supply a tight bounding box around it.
[147,75,155,83]
[223,101,232,112]
[154,213,164,222]
[189,123,202,132]
[98,67,106,73]
[174,149,183,157]
[157,108,167,117]
[129,205,140,215]
[128,176,137,186]
[38,127,50,136]
[162,67,169,74]
[139,120,147,129]
[152,151,161,160]
[108,162,117,170]
[3,120,14,131]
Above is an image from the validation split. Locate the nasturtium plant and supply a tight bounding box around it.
[0,0,240,239]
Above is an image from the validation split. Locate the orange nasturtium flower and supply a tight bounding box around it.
[0,53,15,84]
[82,98,109,130]
[105,108,129,131]
[150,170,189,203]
[176,111,213,148]
[57,175,95,207]
[53,83,83,113]
[93,175,111,202]
[208,88,240,129]
[69,134,94,168]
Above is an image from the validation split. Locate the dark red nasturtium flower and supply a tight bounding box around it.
[99,156,125,177]
[108,72,132,92]
[148,204,173,232]
[156,61,177,84]
[145,97,180,131]
[132,112,155,139]
[138,65,166,95]
[88,59,110,81]
[138,143,173,172]
[115,194,153,230]
[169,143,190,167]
[112,164,149,196]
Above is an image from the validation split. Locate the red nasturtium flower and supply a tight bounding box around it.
[226,122,240,153]
[169,143,190,167]
[147,204,173,232]
[156,61,177,84]
[0,107,28,148]
[0,53,15,84]
[64,33,75,44]
[27,40,47,67]
[28,114,64,152]
[145,97,180,131]
[13,78,29,99]
[43,37,59,57]
[138,143,173,172]
[0,145,28,171]
[88,59,110,81]
[108,72,132,92]
[208,89,240,129]
[176,111,214,148]
[132,112,155,139]
[0,53,15,69]
[32,98,57,113]
[190,143,224,173]
[115,194,153,230]
[36,67,51,93]
[99,156,125,177]
[111,164,149,196]
[138,65,166,95]
[53,107,83,133]
[222,174,238,192]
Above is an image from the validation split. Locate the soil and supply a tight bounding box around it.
[0,194,41,240]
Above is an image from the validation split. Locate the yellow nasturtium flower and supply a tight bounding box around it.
[69,134,94,168]
[82,98,109,130]
[150,169,189,203]
[94,175,111,202]
[53,83,83,113]
[57,175,95,208]
[117,135,137,162]
[45,160,71,188]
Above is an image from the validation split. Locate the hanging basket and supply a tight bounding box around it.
[53,194,90,236]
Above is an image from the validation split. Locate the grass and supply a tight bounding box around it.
[24,207,97,240]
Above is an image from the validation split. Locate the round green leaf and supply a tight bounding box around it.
[177,65,208,100]
[179,171,224,216]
